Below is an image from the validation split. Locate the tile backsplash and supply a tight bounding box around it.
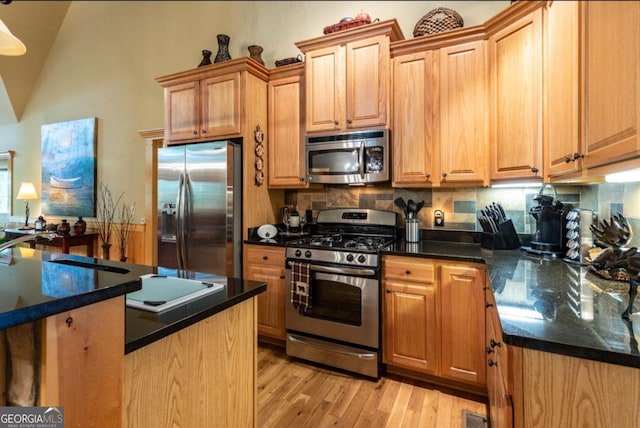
[287,182,640,247]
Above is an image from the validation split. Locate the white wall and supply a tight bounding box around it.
[0,1,509,221]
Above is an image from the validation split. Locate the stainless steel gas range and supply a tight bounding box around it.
[284,208,397,378]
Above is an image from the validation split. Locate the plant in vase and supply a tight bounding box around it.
[115,201,135,262]
[96,183,123,260]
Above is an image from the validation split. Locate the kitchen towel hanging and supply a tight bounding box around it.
[290,261,312,314]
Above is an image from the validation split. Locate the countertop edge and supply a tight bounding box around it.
[0,279,141,330]
[124,282,266,354]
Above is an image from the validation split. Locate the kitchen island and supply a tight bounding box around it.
[0,248,266,427]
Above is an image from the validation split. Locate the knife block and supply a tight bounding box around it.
[480,219,521,250]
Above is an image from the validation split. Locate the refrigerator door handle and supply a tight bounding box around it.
[176,172,187,271]
[183,172,193,270]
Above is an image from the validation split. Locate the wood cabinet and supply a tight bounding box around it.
[267,63,307,188]
[296,19,403,133]
[160,72,241,144]
[545,0,582,179]
[582,1,640,171]
[383,257,438,374]
[392,50,436,186]
[439,41,489,186]
[488,7,543,182]
[383,256,486,388]
[485,286,513,428]
[244,244,286,340]
[391,39,489,187]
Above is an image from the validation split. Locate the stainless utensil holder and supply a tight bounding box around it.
[406,218,420,243]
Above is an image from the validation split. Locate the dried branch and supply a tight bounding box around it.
[96,183,123,246]
[116,202,135,261]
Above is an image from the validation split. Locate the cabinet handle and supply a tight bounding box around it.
[531,167,539,175]
[386,289,391,293]
[485,302,494,308]
[192,130,198,135]
[334,120,339,126]
[424,173,430,179]
[262,256,269,260]
[488,359,497,367]
[405,270,411,275]
[490,338,502,348]
[442,172,447,178]
[346,119,352,124]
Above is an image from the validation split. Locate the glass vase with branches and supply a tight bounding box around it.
[96,183,123,260]
[115,202,135,262]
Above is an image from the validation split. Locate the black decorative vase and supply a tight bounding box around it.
[57,219,70,236]
[248,45,264,65]
[198,49,212,67]
[73,216,87,235]
[214,34,232,63]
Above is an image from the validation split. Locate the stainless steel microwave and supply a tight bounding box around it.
[305,129,390,185]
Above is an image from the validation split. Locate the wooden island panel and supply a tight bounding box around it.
[123,297,257,427]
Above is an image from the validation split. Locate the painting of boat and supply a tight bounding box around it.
[50,174,83,189]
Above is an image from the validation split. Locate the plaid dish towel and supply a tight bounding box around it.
[290,261,311,314]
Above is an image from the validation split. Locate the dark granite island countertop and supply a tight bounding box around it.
[0,248,146,329]
[384,240,640,369]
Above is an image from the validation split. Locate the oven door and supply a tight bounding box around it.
[285,263,379,349]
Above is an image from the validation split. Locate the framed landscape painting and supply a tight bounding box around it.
[41,117,97,217]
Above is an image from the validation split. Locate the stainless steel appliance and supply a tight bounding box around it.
[157,140,242,278]
[285,208,397,378]
[305,129,390,185]
[564,208,595,264]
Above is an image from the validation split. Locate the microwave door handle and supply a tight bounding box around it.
[358,141,365,178]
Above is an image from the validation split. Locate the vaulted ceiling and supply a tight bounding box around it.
[0,1,70,126]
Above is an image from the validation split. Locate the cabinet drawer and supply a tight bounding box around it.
[383,257,435,283]
[245,245,285,266]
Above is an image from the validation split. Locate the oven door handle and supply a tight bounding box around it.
[288,261,376,277]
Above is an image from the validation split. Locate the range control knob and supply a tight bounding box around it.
[346,254,354,262]
[357,255,366,264]
[295,249,302,257]
[305,250,312,258]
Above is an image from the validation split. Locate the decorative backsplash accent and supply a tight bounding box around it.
[287,182,640,243]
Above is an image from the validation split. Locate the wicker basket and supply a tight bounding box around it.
[275,54,303,67]
[323,16,371,35]
[413,7,464,37]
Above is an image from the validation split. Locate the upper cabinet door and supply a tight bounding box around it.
[305,45,345,133]
[545,0,582,178]
[439,40,489,185]
[345,35,389,129]
[583,1,640,169]
[489,8,543,182]
[164,81,200,143]
[392,50,436,187]
[200,72,242,138]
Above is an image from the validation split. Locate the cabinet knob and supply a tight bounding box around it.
[202,129,207,134]
[573,152,584,161]
[442,172,447,178]
[280,275,285,279]
[334,120,339,126]
[346,119,352,124]
[485,302,494,308]
[488,359,497,367]
[490,338,502,348]
[386,289,391,293]
[192,130,198,135]
[262,256,268,260]
[565,156,572,163]
[486,346,494,354]
[299,177,305,182]
[531,167,539,175]
[405,270,411,275]
[424,173,431,179]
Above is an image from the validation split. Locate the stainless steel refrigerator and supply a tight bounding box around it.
[157,140,242,278]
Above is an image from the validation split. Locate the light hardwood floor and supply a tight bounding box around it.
[257,343,488,428]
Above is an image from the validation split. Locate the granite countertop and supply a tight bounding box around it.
[125,268,266,354]
[385,240,640,369]
[0,249,146,329]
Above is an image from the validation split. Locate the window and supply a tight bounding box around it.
[0,151,14,224]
